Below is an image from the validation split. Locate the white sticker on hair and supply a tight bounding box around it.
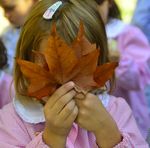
[43,1,63,20]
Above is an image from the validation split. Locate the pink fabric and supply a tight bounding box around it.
[0,72,14,108]
[0,96,148,147]
[112,25,150,138]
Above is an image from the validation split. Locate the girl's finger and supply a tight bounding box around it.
[47,81,75,107]
[58,99,76,121]
[65,105,78,124]
[52,90,76,113]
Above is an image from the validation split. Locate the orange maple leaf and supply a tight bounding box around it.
[17,22,118,99]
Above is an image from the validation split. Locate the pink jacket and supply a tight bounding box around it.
[106,19,150,138]
[0,95,148,147]
[0,72,14,108]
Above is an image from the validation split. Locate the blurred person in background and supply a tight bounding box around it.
[132,0,150,143]
[0,39,14,108]
[96,0,150,138]
[0,6,9,35]
[0,0,38,74]
[132,0,150,43]
[0,0,38,108]
[0,39,7,70]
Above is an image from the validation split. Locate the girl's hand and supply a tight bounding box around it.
[43,82,78,148]
[75,93,121,148]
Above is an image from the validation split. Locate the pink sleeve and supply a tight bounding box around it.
[26,132,49,148]
[108,96,149,147]
[0,104,49,148]
[116,26,150,90]
[0,72,14,108]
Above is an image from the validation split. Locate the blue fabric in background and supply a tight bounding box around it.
[132,0,150,43]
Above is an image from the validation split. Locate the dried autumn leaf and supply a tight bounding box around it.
[17,59,57,99]
[72,49,100,92]
[72,22,96,58]
[42,23,79,84]
[17,22,118,99]
[94,62,118,87]
[32,50,49,70]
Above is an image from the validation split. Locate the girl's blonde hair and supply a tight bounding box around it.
[14,0,109,99]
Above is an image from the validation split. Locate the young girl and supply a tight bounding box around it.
[0,0,38,108]
[96,0,150,138]
[0,0,148,147]
[0,39,14,108]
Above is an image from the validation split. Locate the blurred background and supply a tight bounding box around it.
[0,7,9,35]
[0,0,137,35]
[116,0,137,23]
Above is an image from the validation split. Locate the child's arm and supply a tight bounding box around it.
[75,93,122,148]
[42,82,78,147]
[75,94,149,148]
[0,103,48,148]
[108,96,149,147]
[0,82,78,148]
[115,26,150,90]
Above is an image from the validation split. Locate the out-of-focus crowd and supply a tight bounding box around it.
[0,7,9,35]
